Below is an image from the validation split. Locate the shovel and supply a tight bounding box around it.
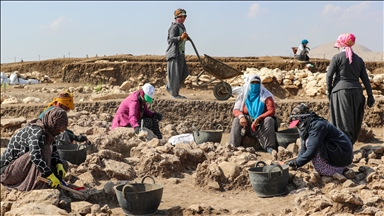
[37,176,85,196]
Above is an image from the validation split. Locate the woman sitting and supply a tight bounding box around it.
[1,107,69,191]
[295,39,310,61]
[229,74,277,156]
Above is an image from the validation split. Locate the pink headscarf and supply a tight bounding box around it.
[334,33,356,64]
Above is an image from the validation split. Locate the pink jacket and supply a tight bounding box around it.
[111,90,154,130]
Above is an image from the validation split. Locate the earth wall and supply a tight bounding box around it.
[1,99,383,131]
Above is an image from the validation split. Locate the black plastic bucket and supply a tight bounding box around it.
[276,128,299,148]
[114,176,163,215]
[248,161,289,198]
[193,124,223,144]
[57,144,87,165]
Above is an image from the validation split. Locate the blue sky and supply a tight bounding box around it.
[1,1,383,63]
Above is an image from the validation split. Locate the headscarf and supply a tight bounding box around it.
[174,8,187,19]
[27,107,68,145]
[289,103,326,140]
[239,74,273,119]
[334,33,355,64]
[174,8,187,24]
[44,90,74,111]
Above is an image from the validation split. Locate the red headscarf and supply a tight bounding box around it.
[334,33,356,64]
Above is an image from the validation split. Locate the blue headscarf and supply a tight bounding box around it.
[246,83,265,119]
[302,39,309,44]
[240,74,273,120]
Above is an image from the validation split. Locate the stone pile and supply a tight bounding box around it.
[185,67,384,98]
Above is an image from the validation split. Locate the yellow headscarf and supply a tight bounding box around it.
[44,90,75,111]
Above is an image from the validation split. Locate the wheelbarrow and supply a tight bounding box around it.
[188,37,243,100]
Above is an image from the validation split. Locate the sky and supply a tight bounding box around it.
[1,1,383,63]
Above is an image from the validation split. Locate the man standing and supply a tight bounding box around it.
[165,8,189,99]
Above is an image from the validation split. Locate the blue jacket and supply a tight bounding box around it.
[296,118,353,167]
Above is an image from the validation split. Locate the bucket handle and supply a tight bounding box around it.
[254,161,267,167]
[267,164,284,179]
[141,175,156,184]
[215,124,223,131]
[192,126,200,137]
[122,184,139,200]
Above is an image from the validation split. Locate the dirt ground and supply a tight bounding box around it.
[1,56,384,215]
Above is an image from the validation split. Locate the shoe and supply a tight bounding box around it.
[173,95,186,99]
[343,168,355,179]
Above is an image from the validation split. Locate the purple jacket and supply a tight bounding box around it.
[111,90,154,130]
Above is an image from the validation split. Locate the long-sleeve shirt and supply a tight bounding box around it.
[326,52,372,96]
[296,44,309,56]
[233,97,275,120]
[0,125,61,176]
[166,22,187,61]
[111,90,154,130]
[296,119,353,167]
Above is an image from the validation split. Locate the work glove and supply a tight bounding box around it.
[134,127,141,135]
[75,134,88,142]
[47,173,61,188]
[367,95,375,108]
[153,112,163,121]
[286,160,298,170]
[56,163,66,180]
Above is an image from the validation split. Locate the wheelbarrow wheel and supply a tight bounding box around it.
[213,82,232,101]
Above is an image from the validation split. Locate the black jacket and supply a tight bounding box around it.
[296,118,353,167]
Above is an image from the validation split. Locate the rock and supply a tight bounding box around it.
[0,117,26,129]
[103,181,115,194]
[188,204,202,213]
[1,201,12,215]
[329,189,364,206]
[21,96,41,104]
[218,161,240,181]
[357,122,375,142]
[4,203,67,215]
[71,201,93,215]
[321,176,334,183]
[12,189,60,207]
[342,179,356,188]
[103,159,136,180]
[119,81,131,91]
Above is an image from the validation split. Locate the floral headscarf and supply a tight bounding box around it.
[334,33,356,64]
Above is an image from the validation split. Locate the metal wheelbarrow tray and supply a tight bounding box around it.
[189,37,243,100]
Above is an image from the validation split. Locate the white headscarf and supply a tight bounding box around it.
[239,74,274,112]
